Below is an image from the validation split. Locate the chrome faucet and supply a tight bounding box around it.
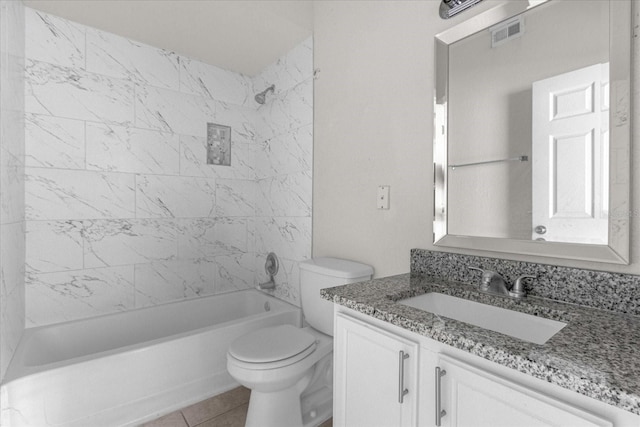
[468,267,509,296]
[258,252,279,290]
[468,267,535,299]
[258,277,276,290]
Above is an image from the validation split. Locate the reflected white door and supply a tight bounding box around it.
[531,63,609,244]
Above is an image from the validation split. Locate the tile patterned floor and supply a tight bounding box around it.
[140,387,333,427]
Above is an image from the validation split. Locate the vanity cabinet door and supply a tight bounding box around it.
[434,355,612,427]
[334,313,419,427]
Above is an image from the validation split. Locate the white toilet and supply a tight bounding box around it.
[227,257,373,427]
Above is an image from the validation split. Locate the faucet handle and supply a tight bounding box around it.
[509,275,536,299]
[468,266,487,289]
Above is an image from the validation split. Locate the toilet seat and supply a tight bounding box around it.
[228,325,317,370]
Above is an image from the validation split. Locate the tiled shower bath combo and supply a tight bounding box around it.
[0,3,314,425]
[22,8,313,327]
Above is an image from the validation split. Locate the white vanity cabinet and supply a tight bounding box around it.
[334,313,419,427]
[334,309,640,427]
[431,355,611,427]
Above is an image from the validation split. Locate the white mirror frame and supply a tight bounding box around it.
[433,0,631,264]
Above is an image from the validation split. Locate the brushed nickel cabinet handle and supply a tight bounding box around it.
[435,366,447,426]
[398,351,410,403]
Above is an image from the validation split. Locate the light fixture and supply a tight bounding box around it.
[439,0,484,19]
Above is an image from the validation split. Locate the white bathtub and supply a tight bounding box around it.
[0,289,301,427]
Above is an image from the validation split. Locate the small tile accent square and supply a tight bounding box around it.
[206,122,231,166]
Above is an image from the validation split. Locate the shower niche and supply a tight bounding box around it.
[206,122,232,166]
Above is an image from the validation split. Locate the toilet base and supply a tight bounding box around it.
[245,383,333,427]
[301,384,332,427]
[244,353,333,427]
[246,386,304,427]
[300,355,333,426]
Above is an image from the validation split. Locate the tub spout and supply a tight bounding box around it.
[258,278,276,290]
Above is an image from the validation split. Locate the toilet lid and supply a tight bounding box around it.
[228,325,316,363]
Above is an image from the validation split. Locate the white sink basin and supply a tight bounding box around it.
[399,292,566,344]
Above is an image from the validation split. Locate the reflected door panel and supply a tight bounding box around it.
[532,63,609,244]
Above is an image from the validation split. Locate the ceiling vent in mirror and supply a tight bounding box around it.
[439,0,484,19]
[490,16,525,48]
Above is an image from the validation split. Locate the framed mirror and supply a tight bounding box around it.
[433,0,631,264]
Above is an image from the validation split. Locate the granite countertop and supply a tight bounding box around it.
[321,273,640,416]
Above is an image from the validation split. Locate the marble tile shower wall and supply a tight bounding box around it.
[253,40,313,306]
[0,0,25,380]
[23,8,313,327]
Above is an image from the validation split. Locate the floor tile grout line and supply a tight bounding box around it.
[188,399,250,426]
[179,410,190,427]
[179,387,250,427]
[191,402,249,427]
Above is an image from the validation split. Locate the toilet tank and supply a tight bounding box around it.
[299,258,373,336]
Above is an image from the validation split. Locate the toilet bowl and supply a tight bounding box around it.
[227,325,333,427]
[226,257,374,427]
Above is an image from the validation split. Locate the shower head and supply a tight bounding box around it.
[255,84,275,104]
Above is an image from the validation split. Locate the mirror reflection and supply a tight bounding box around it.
[433,0,631,264]
[447,0,608,244]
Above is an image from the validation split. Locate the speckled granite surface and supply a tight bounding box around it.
[411,249,640,316]
[321,273,640,416]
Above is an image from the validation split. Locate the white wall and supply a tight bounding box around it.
[313,0,640,277]
[24,8,312,326]
[313,0,455,277]
[0,0,25,381]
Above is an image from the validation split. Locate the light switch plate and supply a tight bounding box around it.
[377,185,390,209]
